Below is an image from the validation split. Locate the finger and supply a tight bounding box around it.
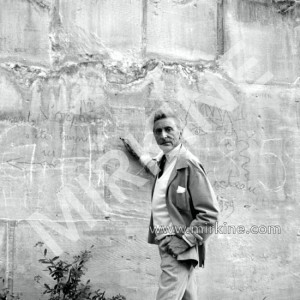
[159,237,171,247]
[194,233,203,242]
[159,244,168,252]
[167,246,174,256]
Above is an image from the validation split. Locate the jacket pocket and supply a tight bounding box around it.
[174,192,189,211]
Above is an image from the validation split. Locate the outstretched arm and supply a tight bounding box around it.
[120,134,158,176]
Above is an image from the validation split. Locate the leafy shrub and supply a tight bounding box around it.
[34,243,125,300]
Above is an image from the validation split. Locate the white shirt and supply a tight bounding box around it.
[151,144,181,240]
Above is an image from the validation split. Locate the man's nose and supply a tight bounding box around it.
[161,130,168,138]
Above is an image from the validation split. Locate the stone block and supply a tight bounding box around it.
[58,0,143,61]
[0,0,50,66]
[222,0,300,84]
[147,0,218,62]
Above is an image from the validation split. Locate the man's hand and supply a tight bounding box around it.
[120,134,158,176]
[194,232,204,245]
[166,236,190,257]
[120,135,144,159]
[158,236,173,252]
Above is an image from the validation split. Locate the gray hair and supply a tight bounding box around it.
[153,109,183,131]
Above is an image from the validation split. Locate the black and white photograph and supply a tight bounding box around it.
[0,0,299,299]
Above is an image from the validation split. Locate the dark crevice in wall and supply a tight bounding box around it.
[49,0,64,66]
[6,221,17,295]
[217,0,225,57]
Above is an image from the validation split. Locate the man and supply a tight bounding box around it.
[122,109,219,300]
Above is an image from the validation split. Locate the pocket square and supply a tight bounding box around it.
[176,186,186,193]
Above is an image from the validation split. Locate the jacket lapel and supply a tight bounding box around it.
[150,176,157,201]
[151,144,189,200]
[166,144,189,188]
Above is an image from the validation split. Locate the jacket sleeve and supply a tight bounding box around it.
[183,162,219,246]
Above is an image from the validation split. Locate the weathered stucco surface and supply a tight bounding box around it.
[0,0,300,299]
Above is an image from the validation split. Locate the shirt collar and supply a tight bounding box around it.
[165,143,182,162]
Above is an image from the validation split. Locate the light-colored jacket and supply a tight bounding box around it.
[148,145,219,267]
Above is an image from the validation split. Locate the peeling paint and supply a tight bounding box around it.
[21,0,51,11]
[273,0,300,14]
[1,58,216,89]
[172,0,197,5]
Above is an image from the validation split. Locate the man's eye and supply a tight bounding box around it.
[166,128,172,132]
[155,129,162,135]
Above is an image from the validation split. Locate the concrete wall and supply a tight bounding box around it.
[0,0,299,299]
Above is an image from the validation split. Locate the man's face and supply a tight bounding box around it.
[153,118,182,153]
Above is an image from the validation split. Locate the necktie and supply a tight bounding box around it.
[158,155,166,178]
